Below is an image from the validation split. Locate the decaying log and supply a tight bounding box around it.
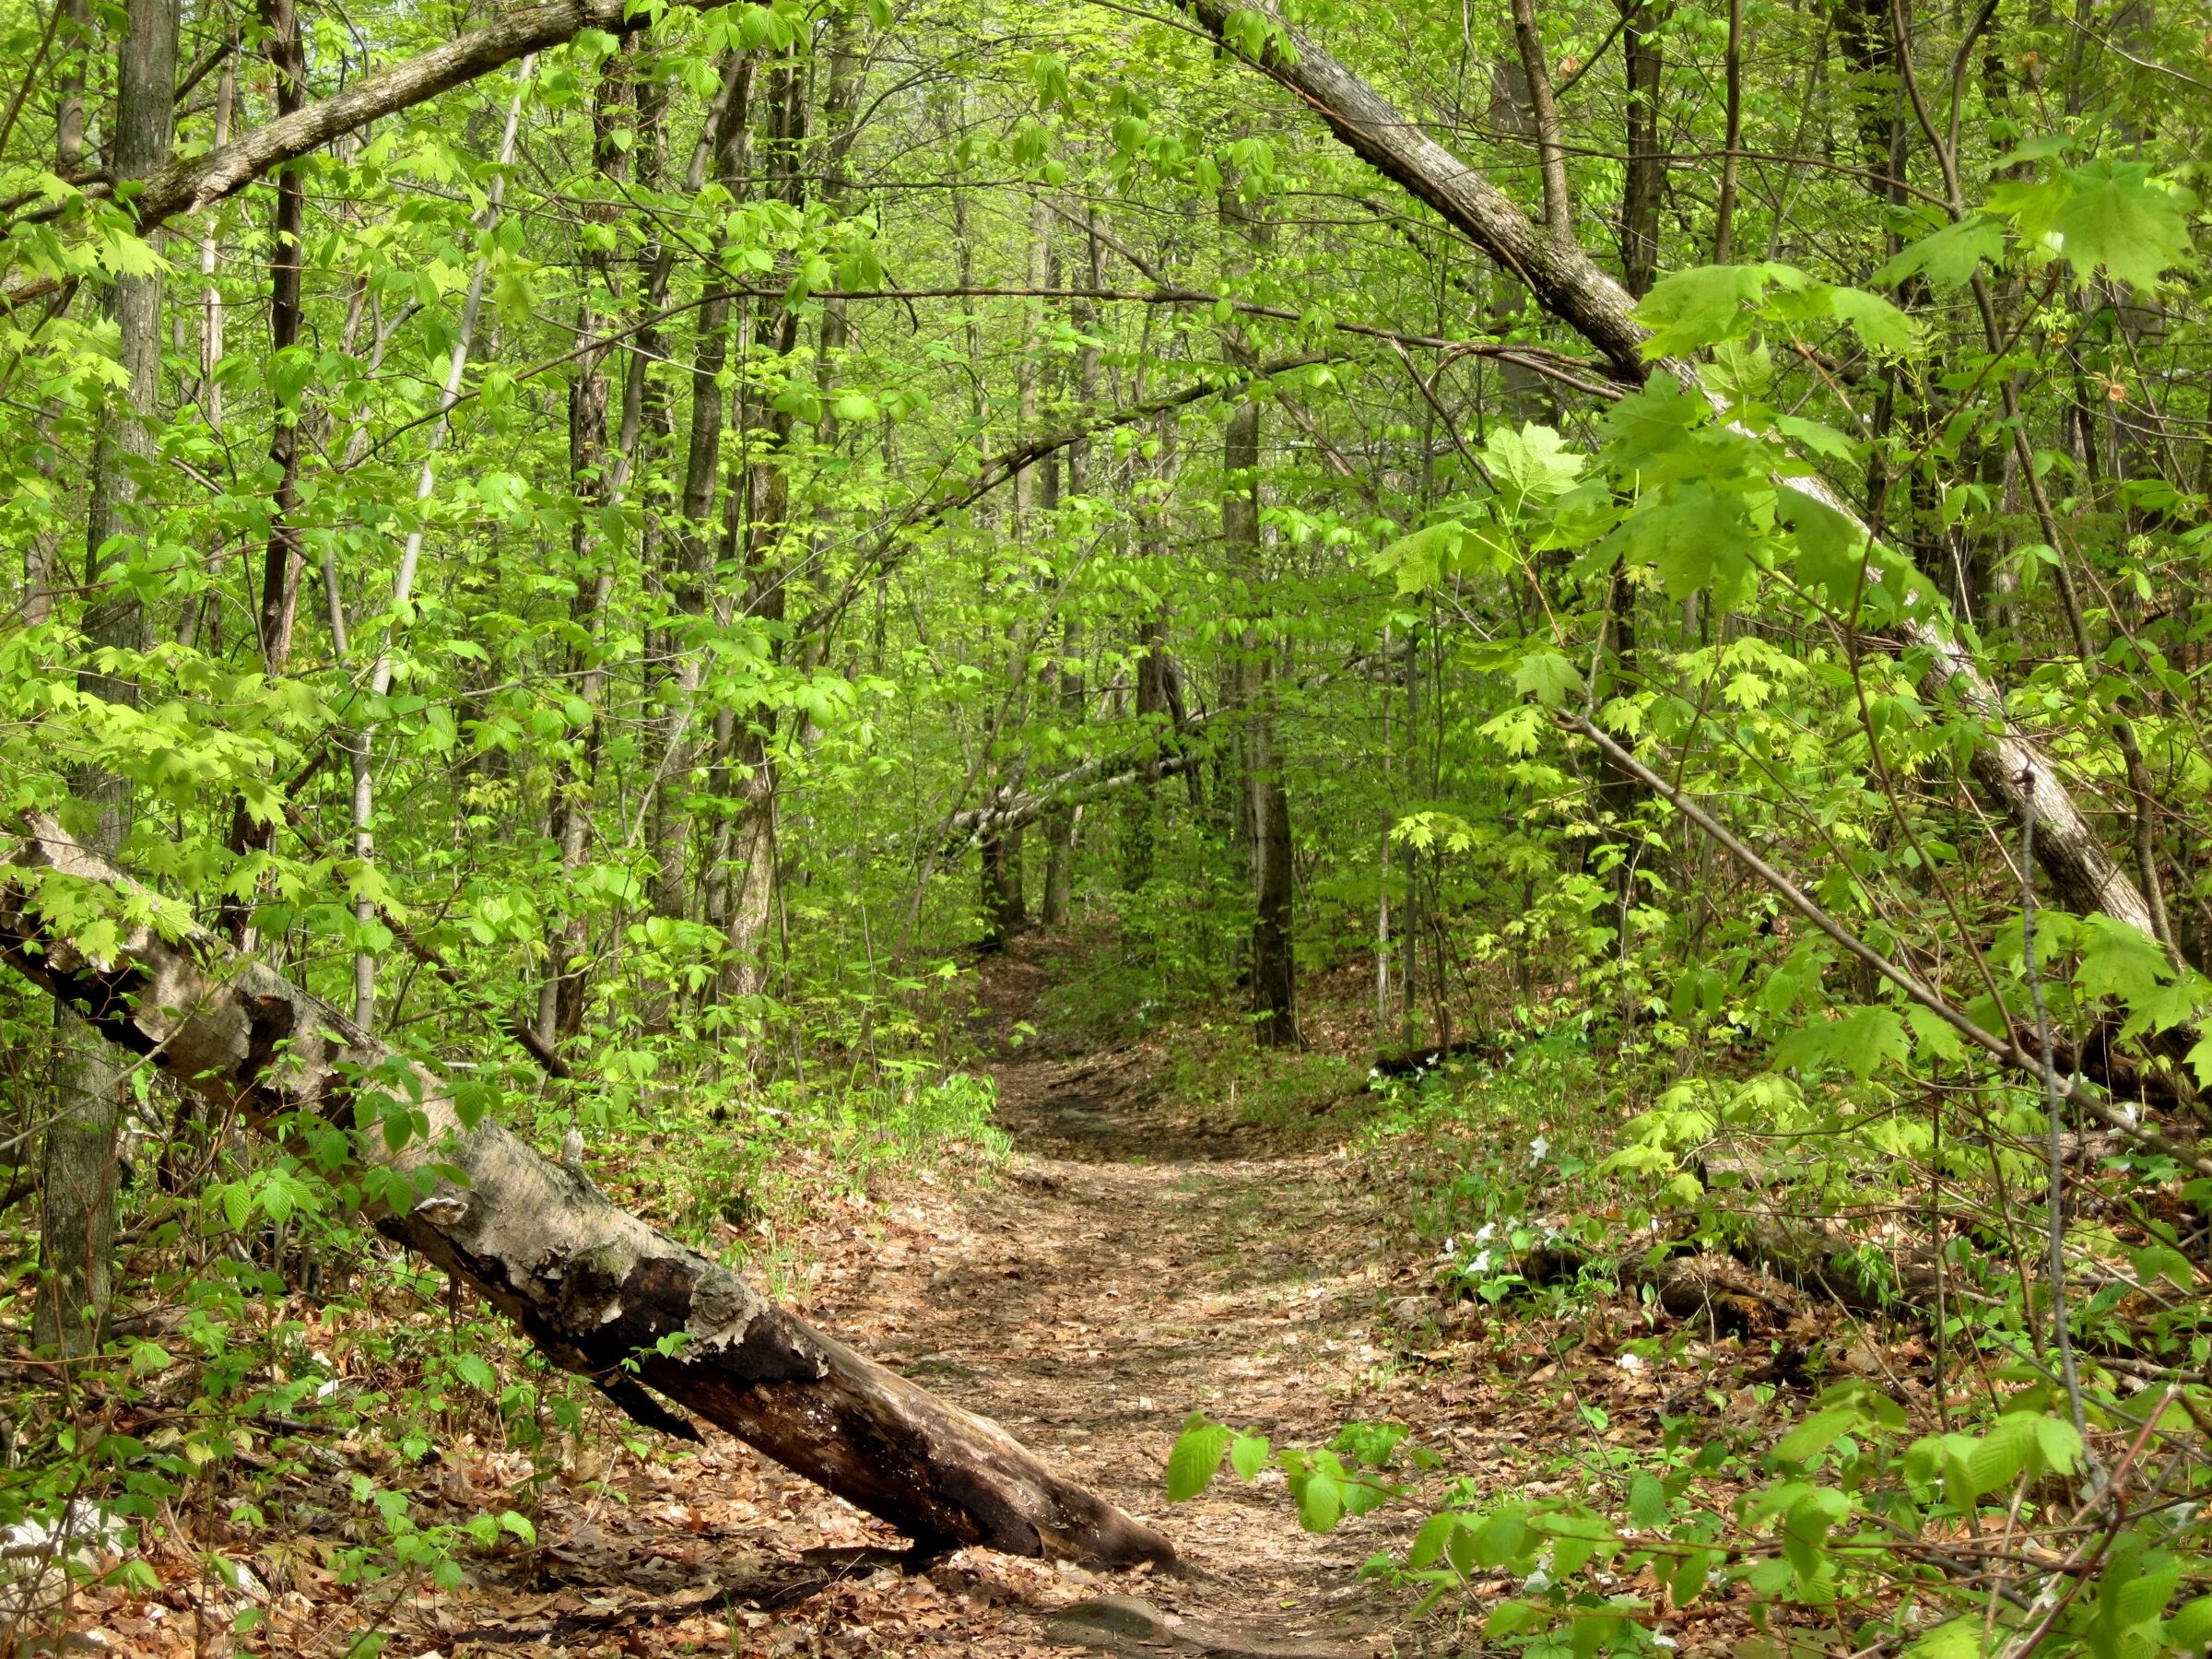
[0,815,1174,1571]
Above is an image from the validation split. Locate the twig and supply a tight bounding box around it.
[2018,769,2088,1441]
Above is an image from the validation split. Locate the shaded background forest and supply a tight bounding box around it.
[4,0,2212,1649]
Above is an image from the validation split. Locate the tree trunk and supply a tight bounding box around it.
[540,42,631,1051]
[22,0,89,630]
[1226,396,1297,1047]
[41,0,177,1358]
[0,816,1174,1571]
[256,0,308,673]
[716,64,802,1007]
[1619,0,1664,298]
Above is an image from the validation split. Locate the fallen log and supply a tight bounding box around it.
[0,815,1174,1571]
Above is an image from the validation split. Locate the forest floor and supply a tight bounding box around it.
[60,931,1772,1658]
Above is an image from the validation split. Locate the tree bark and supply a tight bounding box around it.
[21,0,89,629]
[1226,396,1296,1047]
[1620,0,1665,295]
[1174,0,2164,940]
[715,61,804,1006]
[0,815,1174,1570]
[41,0,177,1358]
[255,0,309,674]
[540,41,632,1051]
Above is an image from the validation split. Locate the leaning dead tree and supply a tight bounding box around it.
[0,815,1174,1571]
[1174,0,2164,944]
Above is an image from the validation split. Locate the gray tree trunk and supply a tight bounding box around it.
[40,0,177,1358]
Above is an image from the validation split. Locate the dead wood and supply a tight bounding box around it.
[0,814,1175,1571]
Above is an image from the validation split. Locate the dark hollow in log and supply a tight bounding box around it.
[0,815,1174,1571]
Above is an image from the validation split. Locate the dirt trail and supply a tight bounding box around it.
[80,936,1446,1657]
[793,936,1418,1654]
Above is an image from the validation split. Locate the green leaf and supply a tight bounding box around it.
[1773,414,1854,461]
[1824,287,1917,356]
[453,1353,498,1393]
[1635,264,1773,357]
[1965,1410,2037,1495]
[1513,649,1583,708]
[1602,374,1709,469]
[1371,520,1467,594]
[1229,1432,1271,1481]
[2165,1594,2212,1651]
[1409,1510,1463,1571]
[1470,1506,1528,1568]
[2034,1416,2083,1477]
[1296,1470,1343,1532]
[1876,216,2006,289]
[1906,1617,1986,1659]
[2051,162,2195,289]
[499,1510,536,1546]
[1571,1615,1621,1659]
[1905,1006,1966,1065]
[1775,482,1873,606]
[1481,422,1584,512]
[1627,481,1755,605]
[1628,1473,1666,1528]
[1774,1408,1856,1464]
[1485,1599,1543,1637]
[1670,1546,1715,1607]
[1166,1417,1231,1501]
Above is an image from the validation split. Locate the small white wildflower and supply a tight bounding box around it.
[1368,1067,1381,1080]
[1474,1221,1497,1244]
[1617,1351,1646,1374]
[1529,1134,1550,1163]
[1523,1568,1553,1593]
[1653,1636,1679,1651]
[1469,1250,1494,1275]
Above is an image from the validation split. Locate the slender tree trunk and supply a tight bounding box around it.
[217,5,306,951]
[540,41,632,1051]
[256,0,308,672]
[22,0,89,628]
[644,52,748,932]
[40,0,177,1359]
[1712,0,1743,262]
[716,61,803,1006]
[679,55,757,950]
[178,40,235,654]
[349,60,535,1029]
[1041,227,1100,924]
[1621,0,1665,296]
[1226,394,1295,1046]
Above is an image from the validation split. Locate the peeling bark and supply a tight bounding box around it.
[0,816,1175,1571]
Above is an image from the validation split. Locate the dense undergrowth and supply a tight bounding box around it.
[1171,982,2212,1659]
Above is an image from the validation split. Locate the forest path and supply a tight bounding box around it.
[795,932,1416,1655]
